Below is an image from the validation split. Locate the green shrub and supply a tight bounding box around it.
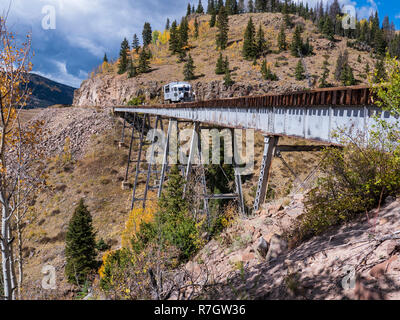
[288,131,400,246]
[96,238,111,252]
[127,95,145,106]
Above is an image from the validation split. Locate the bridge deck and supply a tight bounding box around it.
[114,85,396,144]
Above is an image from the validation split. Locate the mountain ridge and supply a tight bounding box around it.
[26,73,76,109]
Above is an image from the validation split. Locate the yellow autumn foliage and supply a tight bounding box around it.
[159,30,170,45]
[121,201,157,249]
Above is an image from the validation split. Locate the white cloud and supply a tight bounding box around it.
[396,13,400,19]
[33,60,86,88]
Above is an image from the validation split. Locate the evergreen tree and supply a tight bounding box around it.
[216,0,224,12]
[374,28,387,56]
[128,59,138,78]
[373,58,387,83]
[224,67,234,86]
[290,25,303,57]
[215,52,226,74]
[216,5,229,50]
[277,25,287,51]
[210,7,217,27]
[248,0,254,13]
[242,17,257,59]
[166,18,170,30]
[142,22,152,47]
[194,18,199,39]
[65,199,97,285]
[295,59,305,80]
[365,62,370,75]
[103,53,108,63]
[118,38,130,74]
[322,16,334,41]
[319,56,330,88]
[179,17,189,49]
[169,20,180,54]
[132,34,140,53]
[255,23,268,57]
[340,63,355,86]
[197,0,205,13]
[187,3,192,16]
[255,0,266,12]
[238,0,245,13]
[207,0,214,14]
[138,49,151,73]
[334,50,348,81]
[183,53,196,80]
[261,60,278,81]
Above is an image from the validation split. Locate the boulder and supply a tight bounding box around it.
[256,237,269,259]
[265,234,288,263]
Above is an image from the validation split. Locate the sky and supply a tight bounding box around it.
[2,0,400,88]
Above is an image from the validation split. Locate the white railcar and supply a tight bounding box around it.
[163,82,195,103]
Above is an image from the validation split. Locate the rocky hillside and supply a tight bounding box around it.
[74,12,376,107]
[182,195,400,300]
[27,73,75,109]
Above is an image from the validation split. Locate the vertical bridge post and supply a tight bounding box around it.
[157,118,174,198]
[253,135,279,213]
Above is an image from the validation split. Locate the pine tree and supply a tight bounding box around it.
[215,52,225,74]
[290,25,303,57]
[65,199,97,285]
[197,0,204,13]
[138,49,151,73]
[118,38,130,74]
[255,23,267,57]
[142,22,152,47]
[157,165,197,261]
[322,16,334,41]
[183,53,196,80]
[103,53,108,63]
[187,3,192,16]
[238,0,245,13]
[374,28,387,56]
[224,67,234,86]
[207,0,214,14]
[194,18,199,39]
[365,62,370,75]
[319,56,330,88]
[128,59,138,78]
[169,20,180,54]
[334,50,348,81]
[216,5,229,50]
[295,59,305,80]
[166,18,170,30]
[132,34,140,53]
[373,58,387,83]
[261,60,278,81]
[340,64,355,86]
[179,17,189,49]
[277,25,287,51]
[210,7,217,27]
[248,0,254,13]
[242,17,256,59]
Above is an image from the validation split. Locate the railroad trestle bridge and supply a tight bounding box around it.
[113,85,398,220]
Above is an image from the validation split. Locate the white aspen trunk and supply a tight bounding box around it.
[1,200,12,300]
[16,214,23,300]
[8,226,16,300]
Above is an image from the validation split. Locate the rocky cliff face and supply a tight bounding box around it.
[73,74,306,107]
